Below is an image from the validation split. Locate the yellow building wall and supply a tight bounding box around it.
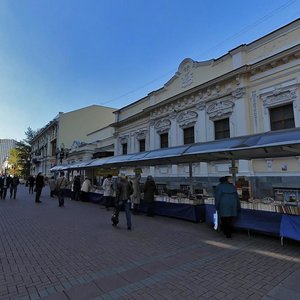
[58,105,115,148]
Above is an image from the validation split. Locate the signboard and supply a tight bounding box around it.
[229,167,238,174]
[95,168,119,176]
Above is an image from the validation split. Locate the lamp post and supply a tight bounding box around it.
[57,143,69,165]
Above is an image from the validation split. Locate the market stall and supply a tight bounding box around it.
[50,128,300,241]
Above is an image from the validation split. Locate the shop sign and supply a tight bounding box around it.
[229,167,238,174]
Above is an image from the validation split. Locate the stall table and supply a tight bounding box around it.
[139,201,205,222]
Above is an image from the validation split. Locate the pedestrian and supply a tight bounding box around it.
[10,175,20,199]
[143,175,157,217]
[102,174,114,210]
[80,177,92,202]
[112,174,133,230]
[73,175,81,201]
[0,174,12,200]
[215,176,241,238]
[35,172,44,203]
[48,176,56,197]
[130,173,141,214]
[28,175,35,194]
[55,171,69,207]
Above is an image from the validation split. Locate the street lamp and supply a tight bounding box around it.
[57,143,69,164]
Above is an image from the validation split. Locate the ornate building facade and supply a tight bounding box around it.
[112,19,300,198]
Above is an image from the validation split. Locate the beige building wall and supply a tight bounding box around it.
[57,105,115,149]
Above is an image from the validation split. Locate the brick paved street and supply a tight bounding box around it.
[0,185,299,300]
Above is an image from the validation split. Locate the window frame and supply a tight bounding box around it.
[269,104,295,131]
[214,118,230,140]
[183,126,195,145]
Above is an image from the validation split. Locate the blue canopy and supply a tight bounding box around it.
[51,127,300,170]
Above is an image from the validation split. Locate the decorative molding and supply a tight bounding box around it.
[135,129,148,141]
[207,100,235,120]
[232,87,246,99]
[119,135,129,144]
[195,103,205,111]
[177,110,198,128]
[154,119,171,134]
[262,88,297,109]
[177,58,197,89]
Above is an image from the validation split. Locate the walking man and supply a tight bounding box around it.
[55,171,69,207]
[10,175,20,199]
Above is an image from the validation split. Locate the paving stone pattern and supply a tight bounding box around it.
[0,185,299,300]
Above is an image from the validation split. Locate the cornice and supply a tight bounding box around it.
[112,45,300,128]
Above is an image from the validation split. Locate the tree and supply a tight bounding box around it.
[8,127,36,177]
[8,148,20,176]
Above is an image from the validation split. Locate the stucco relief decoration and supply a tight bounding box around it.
[154,119,171,134]
[181,63,193,88]
[262,88,297,109]
[232,87,246,99]
[207,100,235,120]
[135,130,147,141]
[177,110,198,128]
[119,135,129,145]
[195,103,205,111]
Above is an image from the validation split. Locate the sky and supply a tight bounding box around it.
[0,0,300,142]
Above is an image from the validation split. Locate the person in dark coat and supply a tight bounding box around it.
[73,175,81,201]
[215,176,241,238]
[113,175,133,230]
[0,174,12,199]
[10,175,20,199]
[28,175,35,194]
[35,172,45,203]
[143,175,157,217]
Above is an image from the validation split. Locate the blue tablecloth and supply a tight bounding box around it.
[87,192,105,204]
[280,214,300,241]
[139,201,205,222]
[205,204,282,235]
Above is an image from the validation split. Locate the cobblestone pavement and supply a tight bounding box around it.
[0,185,299,300]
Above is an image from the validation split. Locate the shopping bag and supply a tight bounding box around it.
[213,211,219,231]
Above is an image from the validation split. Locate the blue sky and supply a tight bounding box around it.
[0,0,299,141]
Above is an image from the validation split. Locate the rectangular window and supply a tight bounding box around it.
[214,118,230,140]
[270,104,295,131]
[51,140,57,156]
[183,127,194,145]
[160,133,168,148]
[122,143,127,155]
[139,139,145,152]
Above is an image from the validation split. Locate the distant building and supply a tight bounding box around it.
[0,139,17,172]
[31,105,116,176]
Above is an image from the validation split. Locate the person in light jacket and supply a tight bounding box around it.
[81,177,92,202]
[55,171,69,207]
[215,176,241,238]
[102,174,114,210]
[48,176,56,198]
